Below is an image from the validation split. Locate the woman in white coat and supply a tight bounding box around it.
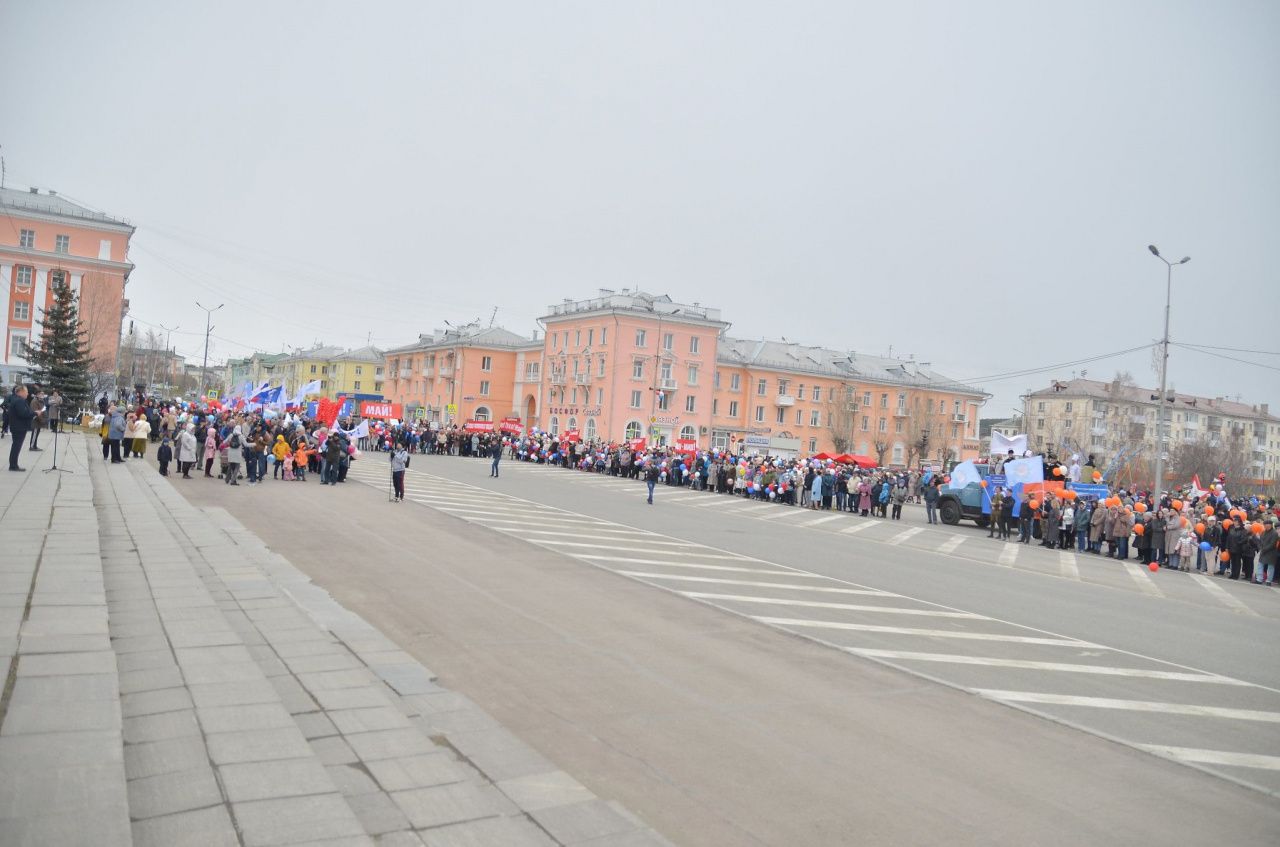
[175,424,198,479]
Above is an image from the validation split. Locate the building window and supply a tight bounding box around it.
[778,379,790,396]
[480,380,490,396]
[567,416,578,432]
[862,416,870,431]
[550,416,560,435]
[12,301,29,321]
[880,393,888,408]
[600,327,607,345]
[635,329,647,347]
[573,330,580,347]
[680,425,697,441]
[14,266,32,290]
[809,438,817,453]
[687,365,698,385]
[862,391,871,407]
[757,379,767,396]
[585,418,597,440]
[310,365,317,374]
[713,370,721,389]
[755,406,765,422]
[1037,418,1044,429]
[354,381,362,391]
[9,332,28,358]
[660,361,673,383]
[878,418,887,432]
[552,333,559,349]
[811,410,821,427]
[893,443,904,464]
[19,229,34,248]
[481,356,492,371]
[813,386,821,402]
[630,390,642,408]
[730,373,740,391]
[663,332,674,351]
[776,407,785,424]
[1065,402,1073,413]
[1037,401,1046,412]
[374,381,382,393]
[712,399,719,415]
[895,419,903,433]
[729,400,739,418]
[690,336,700,354]
[798,384,805,401]
[596,388,604,405]
[625,420,642,440]
[587,329,594,347]
[571,387,577,404]
[1064,420,1073,430]
[657,392,669,411]
[796,410,803,426]
[55,234,70,254]
[685,395,696,413]
[632,359,644,379]
[598,357,606,377]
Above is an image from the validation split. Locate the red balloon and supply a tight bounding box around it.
[1149,562,1159,572]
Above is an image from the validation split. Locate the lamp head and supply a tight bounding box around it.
[1147,245,1160,257]
[1178,256,1190,264]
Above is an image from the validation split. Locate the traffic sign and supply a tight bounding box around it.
[446,403,458,416]
[206,389,218,399]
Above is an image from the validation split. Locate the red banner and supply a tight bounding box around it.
[675,438,698,454]
[627,437,647,452]
[562,429,581,443]
[359,400,402,419]
[499,417,523,434]
[463,419,494,432]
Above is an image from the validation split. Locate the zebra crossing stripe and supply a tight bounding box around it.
[1189,573,1258,616]
[1122,561,1165,597]
[683,592,980,618]
[616,573,891,595]
[1059,552,1080,581]
[938,534,967,555]
[976,690,1280,723]
[839,522,874,535]
[846,649,1245,684]
[1139,745,1280,771]
[998,544,1019,566]
[886,527,924,546]
[753,617,1086,646]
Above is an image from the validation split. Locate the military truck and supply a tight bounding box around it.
[936,464,993,527]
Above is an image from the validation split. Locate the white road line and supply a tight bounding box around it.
[755,508,818,522]
[998,544,1019,566]
[433,504,555,518]
[976,690,1280,723]
[797,515,844,529]
[1139,745,1280,771]
[460,515,607,527]
[754,617,1086,646]
[1189,573,1258,616]
[685,497,738,508]
[886,527,924,546]
[731,504,776,515]
[580,557,819,576]
[839,522,875,535]
[1122,561,1165,597]
[684,593,980,618]
[846,649,1245,684]
[1059,551,1080,581]
[617,573,891,595]
[534,540,744,559]
[518,530,697,546]
[938,534,967,555]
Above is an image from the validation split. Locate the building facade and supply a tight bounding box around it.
[222,352,287,399]
[276,345,384,402]
[381,291,988,464]
[1023,378,1280,484]
[0,186,135,387]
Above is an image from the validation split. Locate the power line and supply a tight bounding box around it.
[1169,343,1280,373]
[959,344,1158,384]
[1175,342,1280,357]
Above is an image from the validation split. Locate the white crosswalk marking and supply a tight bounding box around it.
[1122,561,1165,597]
[754,507,814,521]
[732,504,776,515]
[753,617,1086,646]
[1059,551,1080,581]
[684,593,981,617]
[796,515,843,529]
[686,497,738,508]
[846,649,1244,684]
[462,515,607,527]
[579,557,820,575]
[998,544,1019,566]
[1139,746,1280,771]
[617,573,890,595]
[534,539,742,558]
[1189,573,1258,616]
[938,534,967,555]
[976,690,1280,723]
[839,522,874,535]
[886,527,924,546]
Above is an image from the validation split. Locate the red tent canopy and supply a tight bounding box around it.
[812,452,836,461]
[839,454,876,468]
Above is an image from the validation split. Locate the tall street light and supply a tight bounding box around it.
[649,309,680,445]
[196,301,223,401]
[1147,245,1190,498]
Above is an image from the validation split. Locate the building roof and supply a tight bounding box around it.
[384,325,537,354]
[716,336,988,396]
[0,186,134,230]
[278,345,348,363]
[1027,378,1277,422]
[331,345,383,362]
[542,290,727,326]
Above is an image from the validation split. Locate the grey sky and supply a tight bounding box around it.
[3,0,1277,415]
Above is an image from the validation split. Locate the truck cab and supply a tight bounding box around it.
[937,464,993,527]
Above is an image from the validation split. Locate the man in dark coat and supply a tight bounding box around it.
[6,385,35,471]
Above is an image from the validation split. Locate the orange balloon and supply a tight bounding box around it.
[1092,471,1102,482]
[1195,522,1206,535]
[1148,562,1159,572]
[1135,502,1147,513]
[1062,490,1077,501]
[1180,516,1189,528]
[1171,499,1183,511]
[1222,519,1232,530]
[1029,500,1040,511]
[979,480,988,488]
[1252,522,1265,535]
[1053,466,1064,477]
[1230,509,1242,520]
[1220,551,1231,562]
[1133,523,1145,536]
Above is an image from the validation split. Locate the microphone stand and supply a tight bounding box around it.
[43,409,73,475]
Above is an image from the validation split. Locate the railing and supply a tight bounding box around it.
[574,373,591,384]
[775,394,795,407]
[953,413,966,422]
[660,378,678,391]
[549,374,566,385]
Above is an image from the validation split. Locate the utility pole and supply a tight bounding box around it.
[159,323,178,395]
[196,301,223,401]
[1147,245,1190,498]
[648,309,680,446]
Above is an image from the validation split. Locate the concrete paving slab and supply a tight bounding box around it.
[131,803,239,847]
[389,781,516,830]
[219,756,337,803]
[498,770,596,813]
[365,752,472,792]
[126,765,223,820]
[206,727,315,765]
[232,792,368,846]
[124,735,211,780]
[418,814,557,847]
[531,799,639,845]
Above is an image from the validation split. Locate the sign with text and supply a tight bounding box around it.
[499,417,523,434]
[463,419,494,432]
[359,401,402,419]
[562,429,581,443]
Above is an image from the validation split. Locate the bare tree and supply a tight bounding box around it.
[824,382,857,453]
[872,438,890,467]
[1169,433,1251,492]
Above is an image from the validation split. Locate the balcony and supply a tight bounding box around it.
[775,394,795,407]
[894,407,909,417]
[844,402,860,413]
[1090,426,1107,437]
[660,378,678,391]
[438,366,453,377]
[549,373,567,386]
[574,373,592,385]
[398,369,412,379]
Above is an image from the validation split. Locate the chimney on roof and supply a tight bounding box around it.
[29,187,37,194]
[1262,404,1270,416]
[530,329,539,341]
[48,190,57,196]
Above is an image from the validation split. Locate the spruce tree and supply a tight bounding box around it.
[22,280,93,405]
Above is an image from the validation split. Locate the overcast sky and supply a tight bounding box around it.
[3,1,1277,415]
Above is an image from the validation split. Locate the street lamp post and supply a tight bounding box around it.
[1147,245,1190,498]
[649,309,680,445]
[196,301,223,401]
[153,323,178,395]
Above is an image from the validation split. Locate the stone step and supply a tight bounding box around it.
[92,450,374,847]
[0,435,132,847]
[135,463,674,846]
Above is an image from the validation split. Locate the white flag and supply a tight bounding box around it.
[990,431,1028,457]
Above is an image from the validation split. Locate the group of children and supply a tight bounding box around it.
[154,426,312,483]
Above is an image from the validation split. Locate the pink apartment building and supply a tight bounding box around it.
[0,186,135,387]
[382,290,988,464]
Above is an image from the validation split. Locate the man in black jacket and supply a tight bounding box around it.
[6,385,35,471]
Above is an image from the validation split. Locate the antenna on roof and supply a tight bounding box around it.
[489,306,498,328]
[0,145,5,189]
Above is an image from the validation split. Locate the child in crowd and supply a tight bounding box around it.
[282,451,295,481]
[218,437,231,481]
[293,444,308,481]
[157,436,172,476]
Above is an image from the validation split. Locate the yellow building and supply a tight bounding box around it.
[276,345,385,401]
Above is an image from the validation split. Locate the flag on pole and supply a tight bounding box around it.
[247,381,272,402]
[289,380,322,408]
[1003,456,1045,486]
[947,460,982,490]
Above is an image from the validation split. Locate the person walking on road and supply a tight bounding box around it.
[5,384,34,471]
[924,478,941,525]
[391,444,410,501]
[645,459,660,504]
[106,406,126,463]
[489,438,503,478]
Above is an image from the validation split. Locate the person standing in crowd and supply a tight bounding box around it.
[157,435,173,476]
[45,389,62,434]
[272,434,290,479]
[5,384,34,471]
[132,410,151,458]
[176,423,198,479]
[390,443,410,501]
[1059,499,1074,550]
[1163,508,1183,570]
[203,425,218,477]
[224,426,244,485]
[645,458,660,505]
[106,405,126,463]
[1018,492,1034,544]
[27,389,46,452]
[489,437,503,478]
[999,489,1015,541]
[890,480,906,520]
[924,477,941,525]
[1257,519,1278,586]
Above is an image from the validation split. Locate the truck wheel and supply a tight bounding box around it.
[939,500,961,525]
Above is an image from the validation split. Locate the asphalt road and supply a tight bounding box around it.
[171,451,1280,846]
